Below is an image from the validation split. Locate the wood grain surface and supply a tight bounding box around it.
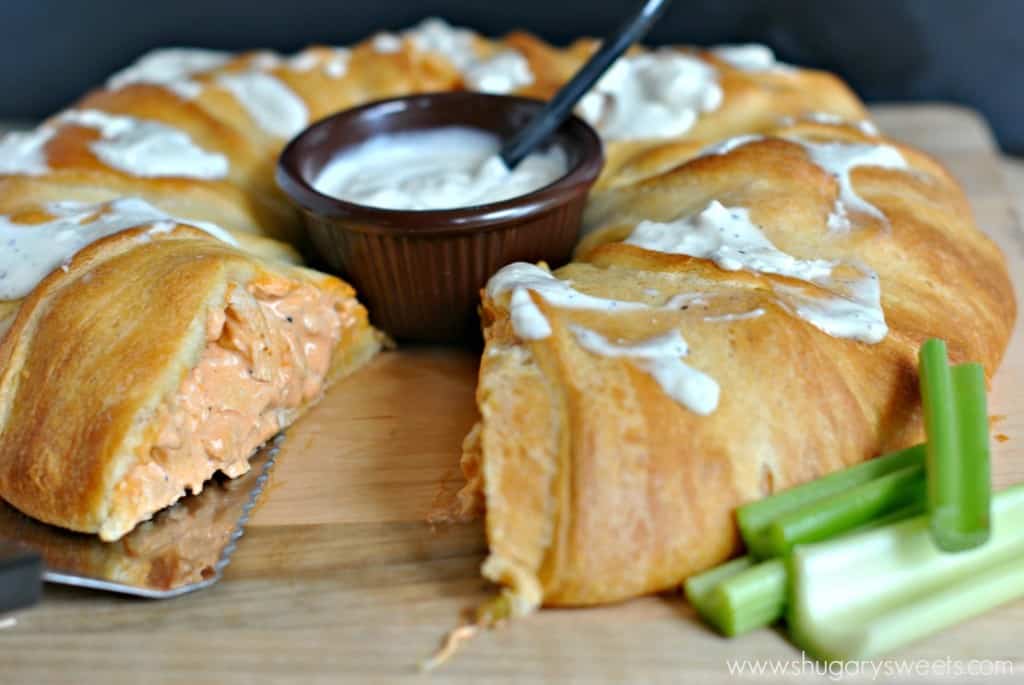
[2,104,1023,684]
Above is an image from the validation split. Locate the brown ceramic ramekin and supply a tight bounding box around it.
[276,92,604,342]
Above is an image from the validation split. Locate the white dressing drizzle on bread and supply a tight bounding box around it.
[711,44,793,73]
[0,128,54,175]
[403,18,534,94]
[576,49,722,141]
[626,201,837,282]
[106,48,231,98]
[797,140,907,231]
[60,109,230,179]
[699,134,907,231]
[215,70,309,139]
[624,199,888,343]
[487,262,650,341]
[0,198,236,300]
[570,325,720,415]
[487,262,720,415]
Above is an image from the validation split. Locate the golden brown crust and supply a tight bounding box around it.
[1,21,1012,583]
[469,119,1015,610]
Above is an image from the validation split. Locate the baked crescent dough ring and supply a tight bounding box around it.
[0,17,1012,571]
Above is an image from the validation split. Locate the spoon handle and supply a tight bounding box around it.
[499,0,674,168]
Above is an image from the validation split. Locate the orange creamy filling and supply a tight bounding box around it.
[106,279,346,539]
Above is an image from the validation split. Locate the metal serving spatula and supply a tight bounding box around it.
[0,434,282,610]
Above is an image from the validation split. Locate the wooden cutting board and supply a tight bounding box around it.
[4,104,1024,684]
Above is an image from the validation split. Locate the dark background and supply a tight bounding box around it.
[3,1,1022,152]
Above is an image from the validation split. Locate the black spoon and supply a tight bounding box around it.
[499,0,674,168]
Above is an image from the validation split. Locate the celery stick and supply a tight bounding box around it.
[854,501,925,532]
[685,556,753,617]
[707,559,787,636]
[737,445,924,558]
[919,338,972,552]
[946,362,991,549]
[788,484,1024,661]
[841,559,1024,659]
[686,556,786,636]
[686,504,922,639]
[765,465,925,556]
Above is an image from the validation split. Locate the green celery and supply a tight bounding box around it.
[919,339,989,551]
[788,484,1024,661]
[854,501,925,532]
[765,465,926,556]
[686,556,786,636]
[685,556,753,619]
[686,503,925,638]
[737,445,924,558]
[707,559,787,636]
[947,362,991,549]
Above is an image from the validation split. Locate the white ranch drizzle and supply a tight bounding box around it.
[570,325,720,415]
[0,198,237,300]
[402,18,533,94]
[283,52,320,71]
[487,262,649,340]
[59,109,229,179]
[698,133,908,231]
[797,141,907,230]
[1,111,230,180]
[626,201,836,283]
[703,308,765,323]
[0,128,54,175]
[710,44,794,73]
[244,52,280,70]
[215,70,309,139]
[779,112,881,136]
[773,275,887,344]
[372,32,403,53]
[487,263,720,414]
[665,292,708,308]
[462,50,534,94]
[700,134,764,156]
[108,44,352,106]
[576,49,722,140]
[248,47,351,77]
[322,49,351,78]
[106,48,231,99]
[622,200,888,343]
